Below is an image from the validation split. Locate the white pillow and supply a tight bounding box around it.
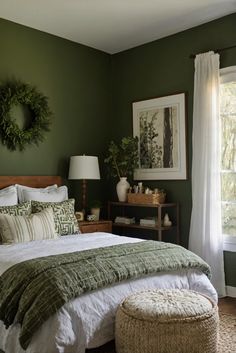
[0,186,18,206]
[0,208,58,244]
[16,184,58,203]
[20,185,68,203]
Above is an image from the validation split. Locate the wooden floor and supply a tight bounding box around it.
[218,296,236,315]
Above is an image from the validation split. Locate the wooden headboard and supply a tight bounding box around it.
[0,176,63,189]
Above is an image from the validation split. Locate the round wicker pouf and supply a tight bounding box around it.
[115,289,219,353]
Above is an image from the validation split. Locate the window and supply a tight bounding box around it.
[220,66,236,251]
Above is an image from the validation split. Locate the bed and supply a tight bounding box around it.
[0,176,217,353]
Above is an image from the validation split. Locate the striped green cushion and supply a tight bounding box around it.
[0,202,32,243]
[0,208,58,244]
[31,199,79,235]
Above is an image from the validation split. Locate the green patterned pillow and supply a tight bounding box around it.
[32,199,79,235]
[0,201,31,216]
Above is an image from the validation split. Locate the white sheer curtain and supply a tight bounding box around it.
[189,51,226,297]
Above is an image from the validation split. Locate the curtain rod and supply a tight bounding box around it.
[189,44,236,59]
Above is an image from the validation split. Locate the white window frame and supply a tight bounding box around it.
[220,66,236,252]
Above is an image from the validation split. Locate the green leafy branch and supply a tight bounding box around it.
[104,136,139,179]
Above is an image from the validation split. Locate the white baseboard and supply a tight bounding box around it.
[226,286,236,297]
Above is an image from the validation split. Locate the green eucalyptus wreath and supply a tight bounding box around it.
[0,81,52,151]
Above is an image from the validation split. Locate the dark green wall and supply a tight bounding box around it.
[224,251,236,287]
[0,18,112,206]
[111,13,236,285]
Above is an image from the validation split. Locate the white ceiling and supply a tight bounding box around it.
[0,0,236,53]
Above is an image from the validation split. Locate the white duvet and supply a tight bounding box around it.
[0,233,217,353]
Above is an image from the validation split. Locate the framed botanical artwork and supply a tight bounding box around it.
[133,92,187,180]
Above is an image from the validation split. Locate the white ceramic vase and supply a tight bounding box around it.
[116,177,130,202]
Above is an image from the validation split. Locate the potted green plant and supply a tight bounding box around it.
[90,200,102,220]
[104,136,139,202]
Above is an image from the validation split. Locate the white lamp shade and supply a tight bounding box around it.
[68,155,100,180]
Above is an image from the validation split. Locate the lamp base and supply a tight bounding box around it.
[82,179,87,213]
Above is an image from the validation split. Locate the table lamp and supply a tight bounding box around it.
[68,155,100,213]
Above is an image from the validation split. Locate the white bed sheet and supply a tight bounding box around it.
[0,233,217,353]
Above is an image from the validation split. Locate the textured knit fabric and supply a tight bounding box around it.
[116,289,219,353]
[0,241,211,350]
[0,208,58,244]
[120,289,213,320]
[31,199,79,235]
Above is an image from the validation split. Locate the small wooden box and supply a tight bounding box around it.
[127,193,166,205]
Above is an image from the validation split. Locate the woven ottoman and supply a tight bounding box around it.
[115,289,219,353]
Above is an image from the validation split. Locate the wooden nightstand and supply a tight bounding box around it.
[78,220,112,234]
[108,201,180,244]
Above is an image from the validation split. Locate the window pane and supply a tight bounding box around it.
[221,172,236,201]
[220,82,236,171]
[220,78,236,238]
[222,203,236,236]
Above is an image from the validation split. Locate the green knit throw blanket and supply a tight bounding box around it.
[0,241,211,349]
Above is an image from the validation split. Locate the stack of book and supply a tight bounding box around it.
[114,216,135,225]
[140,217,157,227]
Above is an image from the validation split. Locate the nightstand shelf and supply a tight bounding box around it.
[108,201,180,244]
[113,222,177,231]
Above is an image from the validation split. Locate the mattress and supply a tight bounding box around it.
[0,232,217,353]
